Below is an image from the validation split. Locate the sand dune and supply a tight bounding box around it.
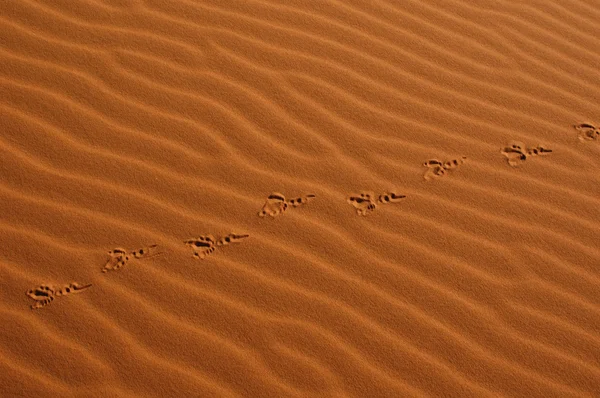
[1,0,600,397]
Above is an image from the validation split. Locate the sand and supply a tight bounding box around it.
[1,0,599,397]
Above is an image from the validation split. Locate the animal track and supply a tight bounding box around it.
[258,193,316,217]
[501,141,552,167]
[423,156,467,180]
[347,191,406,216]
[184,233,249,259]
[574,123,600,142]
[102,244,161,273]
[26,282,92,309]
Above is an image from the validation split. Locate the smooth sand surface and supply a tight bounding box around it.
[1,1,600,397]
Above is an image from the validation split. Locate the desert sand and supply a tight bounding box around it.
[1,0,600,397]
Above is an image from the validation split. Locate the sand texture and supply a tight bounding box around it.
[1,0,600,397]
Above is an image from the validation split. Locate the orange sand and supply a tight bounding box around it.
[1,1,599,397]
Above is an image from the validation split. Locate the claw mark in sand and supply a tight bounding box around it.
[258,193,316,218]
[423,156,467,180]
[102,244,161,273]
[184,233,249,259]
[501,142,552,167]
[347,191,406,216]
[26,282,92,310]
[574,123,600,142]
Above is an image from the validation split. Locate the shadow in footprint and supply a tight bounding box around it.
[347,192,377,216]
[184,235,216,259]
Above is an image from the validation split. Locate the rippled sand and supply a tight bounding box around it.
[1,1,600,397]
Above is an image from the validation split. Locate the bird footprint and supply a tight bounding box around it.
[501,141,552,167]
[423,156,467,180]
[574,123,600,142]
[347,191,406,216]
[26,282,92,310]
[258,193,316,217]
[184,233,249,259]
[102,244,161,273]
